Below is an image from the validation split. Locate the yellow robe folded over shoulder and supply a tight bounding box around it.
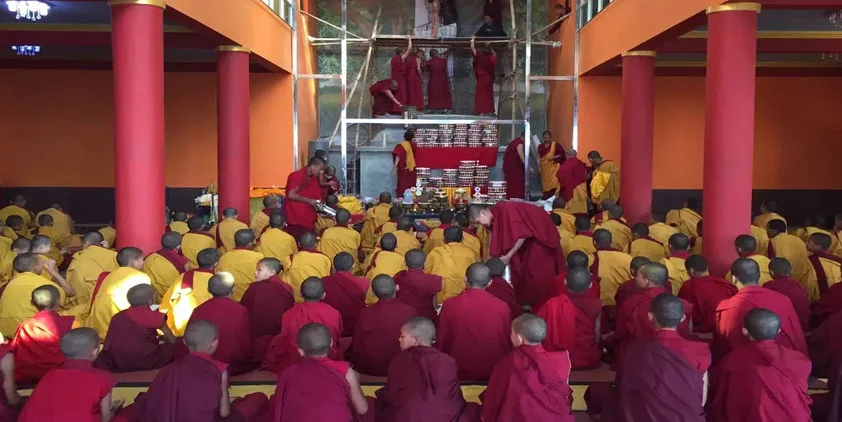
[769,234,815,299]
[424,227,447,255]
[168,221,189,235]
[753,212,787,232]
[182,232,217,270]
[0,272,67,338]
[648,223,679,256]
[258,228,298,271]
[425,243,480,304]
[795,227,842,258]
[392,230,421,257]
[558,228,574,258]
[316,215,337,233]
[83,267,151,339]
[285,250,333,302]
[98,226,116,249]
[807,254,842,296]
[250,212,271,237]
[0,250,17,286]
[571,234,597,256]
[361,204,392,253]
[1,227,17,241]
[597,219,632,253]
[36,208,72,237]
[217,249,265,301]
[630,238,666,263]
[552,209,576,233]
[159,270,214,337]
[143,253,184,300]
[594,250,632,306]
[64,245,119,309]
[215,218,249,254]
[750,225,770,257]
[318,226,361,270]
[0,205,31,229]
[660,256,689,295]
[665,208,702,239]
[590,161,620,204]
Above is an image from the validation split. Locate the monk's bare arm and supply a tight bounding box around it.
[416,58,422,75]
[702,372,709,406]
[100,391,123,422]
[594,312,602,345]
[402,37,412,60]
[159,323,177,344]
[470,36,477,56]
[43,262,75,297]
[219,370,232,418]
[501,238,526,263]
[392,156,400,176]
[0,354,21,407]
[346,368,369,415]
[384,90,402,107]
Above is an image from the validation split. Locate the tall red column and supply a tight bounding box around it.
[619,51,656,225]
[110,0,165,255]
[217,46,251,222]
[702,3,761,276]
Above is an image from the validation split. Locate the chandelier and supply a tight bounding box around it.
[11,45,40,56]
[6,1,49,21]
[829,9,842,28]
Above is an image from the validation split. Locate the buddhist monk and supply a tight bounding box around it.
[167,211,189,235]
[143,232,188,299]
[391,130,417,197]
[750,221,770,256]
[469,202,564,306]
[806,232,842,298]
[767,219,816,299]
[361,193,393,253]
[0,253,74,338]
[551,198,576,233]
[425,227,480,303]
[19,328,122,422]
[536,267,601,370]
[423,212,453,256]
[590,229,633,307]
[240,257,294,359]
[0,331,23,420]
[12,285,75,385]
[766,257,810,331]
[713,258,807,361]
[470,36,497,115]
[453,213,482,257]
[0,219,15,242]
[94,284,175,372]
[29,235,59,282]
[648,213,680,254]
[708,308,811,422]
[571,215,597,255]
[188,272,255,375]
[285,232,332,302]
[315,194,339,233]
[587,151,620,205]
[665,198,703,239]
[630,223,666,262]
[262,278,343,373]
[182,215,216,269]
[393,249,442,321]
[661,233,691,294]
[405,47,424,109]
[0,238,29,286]
[273,323,368,421]
[729,234,773,284]
[376,206,402,238]
[552,214,574,258]
[364,233,406,282]
[436,263,511,381]
[485,257,522,319]
[555,149,589,215]
[612,256,652,311]
[285,157,326,241]
[159,248,219,337]
[84,247,149,340]
[250,195,279,235]
[5,216,29,240]
[552,250,601,300]
[375,316,479,422]
[392,216,421,256]
[214,208,249,254]
[33,214,69,266]
[63,231,117,309]
[257,213,298,270]
[370,79,402,116]
[481,314,575,422]
[321,252,368,337]
[502,133,527,200]
[754,200,787,230]
[98,225,116,249]
[537,131,563,199]
[677,255,737,333]
[216,229,264,301]
[0,195,31,229]
[795,214,842,256]
[426,49,452,112]
[597,206,632,252]
[37,204,72,237]
[390,38,411,104]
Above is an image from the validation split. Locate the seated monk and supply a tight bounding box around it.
[159,248,219,337]
[727,234,773,284]
[262,278,343,373]
[765,257,810,332]
[0,253,75,338]
[482,314,575,422]
[665,197,703,239]
[98,226,116,249]
[350,274,418,376]
[806,232,842,297]
[713,258,807,361]
[285,232,332,302]
[425,227,480,303]
[630,223,666,262]
[94,284,176,372]
[648,213,680,255]
[485,258,522,319]
[393,249,442,321]
[257,213,298,270]
[0,195,31,231]
[375,206,402,239]
[677,255,737,333]
[12,285,75,385]
[552,251,600,300]
[317,209,362,272]
[166,211,189,235]
[83,247,149,340]
[36,204,74,239]
[217,229,264,301]
[691,221,704,255]
[536,267,602,370]
[797,214,842,256]
[0,217,17,241]
[552,213,575,259]
[361,192,393,254]
[251,195,280,235]
[810,275,842,330]
[63,231,117,309]
[214,207,249,254]
[19,328,123,422]
[708,309,811,422]
[187,272,256,375]
[181,216,216,269]
[375,317,479,422]
[591,229,633,307]
[754,200,787,231]
[809,292,842,378]
[315,195,340,233]
[551,197,576,233]
[241,257,295,358]
[273,323,368,421]
[120,321,268,422]
[321,252,369,337]
[767,219,815,300]
[749,221,770,256]
[596,205,632,253]
[0,237,30,286]
[392,216,421,256]
[29,235,60,282]
[0,332,23,420]
[436,263,512,381]
[661,233,692,294]
[423,210,455,255]
[33,214,69,267]
[363,233,406,282]
[143,232,189,300]
[453,213,483,259]
[571,215,597,256]
[5,216,30,240]
[590,200,614,227]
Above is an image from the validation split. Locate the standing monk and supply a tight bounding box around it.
[250,195,279,235]
[214,208,248,254]
[390,38,412,109]
[158,248,219,337]
[216,229,264,301]
[182,216,216,269]
[537,131,564,200]
[502,133,527,200]
[285,157,326,241]
[391,130,417,197]
[471,36,497,115]
[240,257,294,358]
[361,193,392,253]
[12,285,75,385]
[285,232,332,302]
[425,49,452,112]
[143,232,188,300]
[370,79,402,116]
[405,48,425,110]
[556,149,589,215]
[257,213,298,270]
[677,255,737,333]
[587,151,621,206]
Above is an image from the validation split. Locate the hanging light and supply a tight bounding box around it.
[6,1,49,21]
[11,45,41,56]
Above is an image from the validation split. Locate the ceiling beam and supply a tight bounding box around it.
[759,0,842,9]
[0,30,215,49]
[660,37,842,54]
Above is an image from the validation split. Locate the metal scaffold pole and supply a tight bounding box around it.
[340,0,349,193]
[291,0,299,170]
[523,0,532,200]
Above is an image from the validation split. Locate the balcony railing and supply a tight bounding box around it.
[577,0,614,28]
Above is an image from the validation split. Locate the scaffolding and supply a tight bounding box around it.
[291,0,577,199]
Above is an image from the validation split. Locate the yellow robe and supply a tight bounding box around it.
[98,226,116,248]
[630,238,666,263]
[318,225,362,271]
[258,228,299,271]
[538,142,561,194]
[375,221,399,241]
[36,254,55,282]
[63,246,119,309]
[215,218,249,254]
[285,250,333,302]
[0,250,16,286]
[217,248,265,302]
[315,215,337,233]
[807,254,842,298]
[84,267,151,339]
[361,204,392,252]
[590,211,611,227]
[1,227,17,241]
[566,183,590,215]
[552,209,576,233]
[597,219,632,253]
[143,252,184,300]
[661,256,689,295]
[476,225,491,261]
[753,212,787,231]
[692,237,703,255]
[36,208,72,237]
[424,227,447,255]
[727,254,773,286]
[750,225,770,257]
[36,225,70,266]
[0,205,31,229]
[665,208,702,239]
[795,227,842,258]
[159,270,214,337]
[167,221,189,235]
[425,243,480,303]
[594,250,633,306]
[0,272,67,338]
[0,236,9,260]
[571,234,597,256]
[769,234,815,300]
[249,211,271,236]
[590,161,621,204]
[363,249,406,282]
[558,228,574,258]
[648,222,679,256]
[182,232,217,270]
[393,230,421,257]
[461,231,483,259]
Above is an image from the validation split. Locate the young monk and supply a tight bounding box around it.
[361,192,393,254]
[5,216,29,240]
[482,314,575,422]
[425,227,481,303]
[84,246,149,340]
[167,211,189,235]
[94,284,176,372]
[754,200,787,230]
[591,229,633,307]
[182,215,216,269]
[63,231,117,309]
[318,209,362,271]
[0,253,74,338]
[552,214,574,258]
[551,197,576,233]
[806,232,842,297]
[285,232,331,302]
[765,257,810,331]
[452,213,483,259]
[143,232,189,299]
[33,214,69,266]
[767,219,815,299]
[29,235,59,282]
[391,217,421,257]
[215,208,249,253]
[393,249,442,321]
[661,233,692,294]
[0,237,30,286]
[273,323,369,421]
[729,234,773,284]
[19,328,122,422]
[0,195,31,229]
[216,229,264,301]
[98,225,116,249]
[436,263,512,381]
[708,308,811,422]
[677,255,737,333]
[350,274,418,376]
[257,213,298,270]
[187,272,255,375]
[596,206,632,253]
[12,285,75,385]
[321,252,369,337]
[241,257,295,358]
[422,211,454,255]
[159,248,219,337]
[613,256,656,313]
[485,258,522,319]
[648,213,680,254]
[315,195,340,233]
[376,207,402,239]
[251,195,280,235]
[629,223,666,262]
[364,233,406,282]
[552,251,601,300]
[570,215,597,255]
[665,198,703,239]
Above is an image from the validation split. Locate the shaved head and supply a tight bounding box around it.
[402,317,436,346]
[730,258,760,285]
[379,233,397,251]
[630,256,651,276]
[263,195,279,208]
[769,257,792,278]
[486,258,506,277]
[301,277,325,301]
[30,235,51,253]
[444,226,463,243]
[197,248,220,269]
[405,249,426,269]
[593,229,612,248]
[234,229,255,247]
[13,253,40,274]
[372,274,397,299]
[223,208,238,218]
[259,257,282,274]
[639,262,668,287]
[398,216,414,231]
[378,192,392,203]
[567,250,590,269]
[38,214,53,226]
[299,232,318,249]
[127,284,155,306]
[188,216,205,230]
[734,234,757,255]
[335,209,351,225]
[83,231,105,246]
[297,323,332,357]
[60,328,100,360]
[466,263,492,288]
[512,314,547,344]
[173,211,188,222]
[184,320,219,352]
[668,233,690,252]
[744,308,780,341]
[650,293,684,328]
[388,207,402,220]
[31,285,60,310]
[208,272,236,297]
[270,213,287,229]
[117,247,144,267]
[333,252,354,272]
[566,268,592,293]
[11,238,31,253]
[161,232,182,250]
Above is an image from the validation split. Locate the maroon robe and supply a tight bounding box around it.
[189,297,256,375]
[677,275,738,333]
[273,358,355,422]
[436,289,512,381]
[614,278,673,310]
[321,271,370,337]
[391,142,417,196]
[390,55,407,106]
[555,158,587,203]
[394,269,442,322]
[156,248,189,275]
[473,53,496,114]
[811,350,842,422]
[502,137,525,200]
[809,310,842,378]
[95,306,174,373]
[763,276,810,331]
[483,0,503,24]
[261,301,343,374]
[551,270,600,299]
[811,282,842,329]
[11,310,74,385]
[19,359,115,422]
[284,168,321,236]
[486,277,522,319]
[349,298,418,376]
[425,56,452,110]
[0,345,20,421]
[536,291,602,370]
[371,79,398,116]
[406,55,424,110]
[240,275,295,359]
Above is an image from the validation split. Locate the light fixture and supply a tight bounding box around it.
[829,10,842,29]
[11,45,40,56]
[6,1,49,21]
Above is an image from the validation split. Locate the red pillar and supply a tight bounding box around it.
[110,0,165,255]
[217,46,251,222]
[702,3,761,276]
[619,51,656,225]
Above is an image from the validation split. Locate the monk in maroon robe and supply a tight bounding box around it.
[0,342,23,421]
[95,284,176,372]
[708,308,811,422]
[436,263,512,381]
[321,252,369,337]
[502,135,526,200]
[240,257,294,359]
[394,249,442,321]
[471,37,497,115]
[766,257,811,331]
[677,255,738,333]
[425,49,452,111]
[392,130,417,197]
[11,285,74,385]
[469,202,564,306]
[485,258,522,319]
[811,281,842,329]
[552,251,601,301]
[555,152,588,205]
[714,258,807,362]
[611,256,651,311]
[284,157,326,240]
[808,307,842,378]
[406,49,424,110]
[390,42,411,108]
[370,79,402,116]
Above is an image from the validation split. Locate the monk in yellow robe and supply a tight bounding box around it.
[63,232,118,310]
[587,151,620,205]
[167,211,190,235]
[425,227,480,303]
[35,204,74,238]
[754,200,786,231]
[0,238,29,286]
[596,205,632,253]
[392,217,421,257]
[629,223,666,263]
[0,218,17,241]
[537,132,562,199]
[159,248,219,337]
[591,229,632,306]
[33,214,70,266]
[318,209,362,273]
[0,252,75,337]
[182,216,216,270]
[375,206,402,241]
[0,234,9,262]
[30,235,60,282]
[6,215,31,240]
[665,198,703,239]
[749,223,770,257]
[285,231,332,302]
[98,225,116,248]
[660,233,691,295]
[551,214,574,258]
[728,234,772,284]
[794,214,842,258]
[363,233,407,282]
[571,216,597,256]
[477,224,491,261]
[216,229,264,301]
[215,207,249,254]
[361,192,393,254]
[315,195,340,233]
[83,247,151,339]
[648,214,679,254]
[0,195,32,229]
[806,232,842,297]
[766,219,815,300]
[423,210,455,255]
[551,198,576,233]
[257,213,298,270]
[453,214,482,259]
[250,195,280,236]
[144,232,189,299]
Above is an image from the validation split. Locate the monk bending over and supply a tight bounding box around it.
[630,223,666,262]
[485,258,521,319]
[182,216,216,269]
[364,233,406,282]
[648,213,679,254]
[215,208,248,254]
[84,247,149,340]
[0,238,31,286]
[63,231,117,310]
[159,248,219,337]
[0,253,74,338]
[285,232,331,302]
[590,229,632,307]
[167,211,189,235]
[143,232,189,300]
[241,257,294,358]
[321,252,369,337]
[5,216,29,241]
[29,235,60,283]
[677,255,737,333]
[425,227,480,303]
[665,197,703,239]
[217,229,264,301]
[393,249,442,321]
[661,233,691,294]
[765,257,810,331]
[257,213,297,270]
[12,285,75,385]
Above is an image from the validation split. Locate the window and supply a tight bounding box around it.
[577,0,613,29]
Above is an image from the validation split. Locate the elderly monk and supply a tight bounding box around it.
[394,249,442,321]
[364,233,406,283]
[754,200,787,231]
[257,213,298,271]
[765,257,810,331]
[143,232,188,299]
[375,316,479,422]
[0,253,74,338]
[167,211,189,235]
[0,238,30,286]
[425,227,480,303]
[591,229,633,307]
[392,216,421,256]
[677,255,737,333]
[767,219,816,299]
[806,232,842,297]
[29,235,60,282]
[392,130,418,197]
[285,157,326,241]
[587,151,620,205]
[728,234,773,284]
[250,195,279,235]
[423,211,455,255]
[181,216,216,269]
[12,285,75,385]
[537,267,601,370]
[485,258,522,319]
[318,209,362,271]
[665,198,703,239]
[0,195,31,229]
[571,216,597,256]
[713,258,807,361]
[63,232,116,310]
[630,223,666,262]
[469,202,564,306]
[273,323,368,421]
[482,314,575,422]
[216,229,264,301]
[322,252,369,337]
[376,207,402,239]
[708,308,811,422]
[555,149,589,215]
[94,284,175,372]
[33,214,70,267]
[187,272,255,375]
[597,206,632,253]
[241,258,294,358]
[286,232,332,302]
[350,275,418,376]
[361,193,393,253]
[437,263,512,381]
[0,334,23,420]
[661,233,692,295]
[537,131,563,199]
[159,248,219,337]
[84,247,149,339]
[370,79,402,116]
[214,208,248,254]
